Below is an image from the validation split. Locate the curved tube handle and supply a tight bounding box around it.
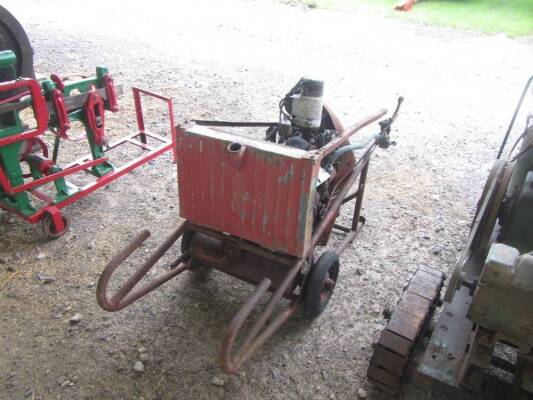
[96,222,189,312]
[377,96,404,149]
[220,278,272,373]
[319,108,387,160]
[220,258,304,373]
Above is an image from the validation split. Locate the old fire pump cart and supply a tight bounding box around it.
[97,79,403,372]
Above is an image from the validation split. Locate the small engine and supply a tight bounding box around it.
[266,78,337,151]
[265,78,347,234]
[285,78,324,129]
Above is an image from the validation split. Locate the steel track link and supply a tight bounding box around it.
[367,266,446,395]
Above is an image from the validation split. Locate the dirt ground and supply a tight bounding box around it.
[1,1,532,399]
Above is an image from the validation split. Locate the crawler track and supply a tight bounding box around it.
[367,266,445,395]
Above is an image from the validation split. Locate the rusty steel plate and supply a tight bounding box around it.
[406,282,441,302]
[398,291,432,316]
[417,286,474,390]
[367,364,401,395]
[372,346,408,375]
[387,309,425,342]
[377,330,413,357]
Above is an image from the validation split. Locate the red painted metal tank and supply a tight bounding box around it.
[175,123,322,257]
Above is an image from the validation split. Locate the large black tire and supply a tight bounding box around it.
[303,251,340,317]
[0,5,34,78]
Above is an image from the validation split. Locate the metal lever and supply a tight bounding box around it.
[96,222,190,311]
[377,96,404,148]
[390,96,404,123]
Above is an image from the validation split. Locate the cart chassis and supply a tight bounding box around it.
[97,105,397,373]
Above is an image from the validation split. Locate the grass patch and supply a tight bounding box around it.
[295,0,533,37]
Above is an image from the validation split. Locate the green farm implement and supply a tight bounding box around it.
[0,49,175,237]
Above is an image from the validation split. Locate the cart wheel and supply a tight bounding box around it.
[42,213,69,239]
[303,251,339,317]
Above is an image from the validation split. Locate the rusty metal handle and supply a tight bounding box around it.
[220,259,304,373]
[220,278,272,372]
[319,108,387,160]
[96,222,190,312]
[219,164,364,373]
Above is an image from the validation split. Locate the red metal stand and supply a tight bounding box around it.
[0,88,175,233]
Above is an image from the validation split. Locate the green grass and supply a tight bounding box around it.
[297,0,533,37]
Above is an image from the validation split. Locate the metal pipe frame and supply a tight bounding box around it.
[192,120,278,128]
[97,222,191,311]
[0,88,175,226]
[0,78,49,147]
[132,87,177,162]
[95,110,385,374]
[0,157,108,195]
[220,138,377,372]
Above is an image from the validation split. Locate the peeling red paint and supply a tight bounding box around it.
[176,124,318,257]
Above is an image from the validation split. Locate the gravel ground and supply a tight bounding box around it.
[1,1,532,399]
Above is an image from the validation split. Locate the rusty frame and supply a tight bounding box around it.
[96,108,388,373]
[219,150,374,372]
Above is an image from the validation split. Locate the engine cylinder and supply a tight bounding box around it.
[289,79,324,129]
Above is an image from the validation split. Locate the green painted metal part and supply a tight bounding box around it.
[468,244,533,350]
[0,49,116,220]
[0,50,35,216]
[41,66,114,177]
[0,50,16,68]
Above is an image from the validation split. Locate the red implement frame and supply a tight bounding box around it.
[96,103,396,373]
[0,79,48,147]
[0,87,175,229]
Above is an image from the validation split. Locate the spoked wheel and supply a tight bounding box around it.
[42,213,69,239]
[303,251,340,317]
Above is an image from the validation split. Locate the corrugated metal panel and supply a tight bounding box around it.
[175,124,319,257]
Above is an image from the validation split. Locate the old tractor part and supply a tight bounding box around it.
[0,50,175,237]
[367,266,445,395]
[0,6,33,78]
[97,77,404,373]
[368,76,533,398]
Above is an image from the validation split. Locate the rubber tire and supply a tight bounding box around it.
[42,213,69,239]
[0,6,34,78]
[303,251,340,317]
